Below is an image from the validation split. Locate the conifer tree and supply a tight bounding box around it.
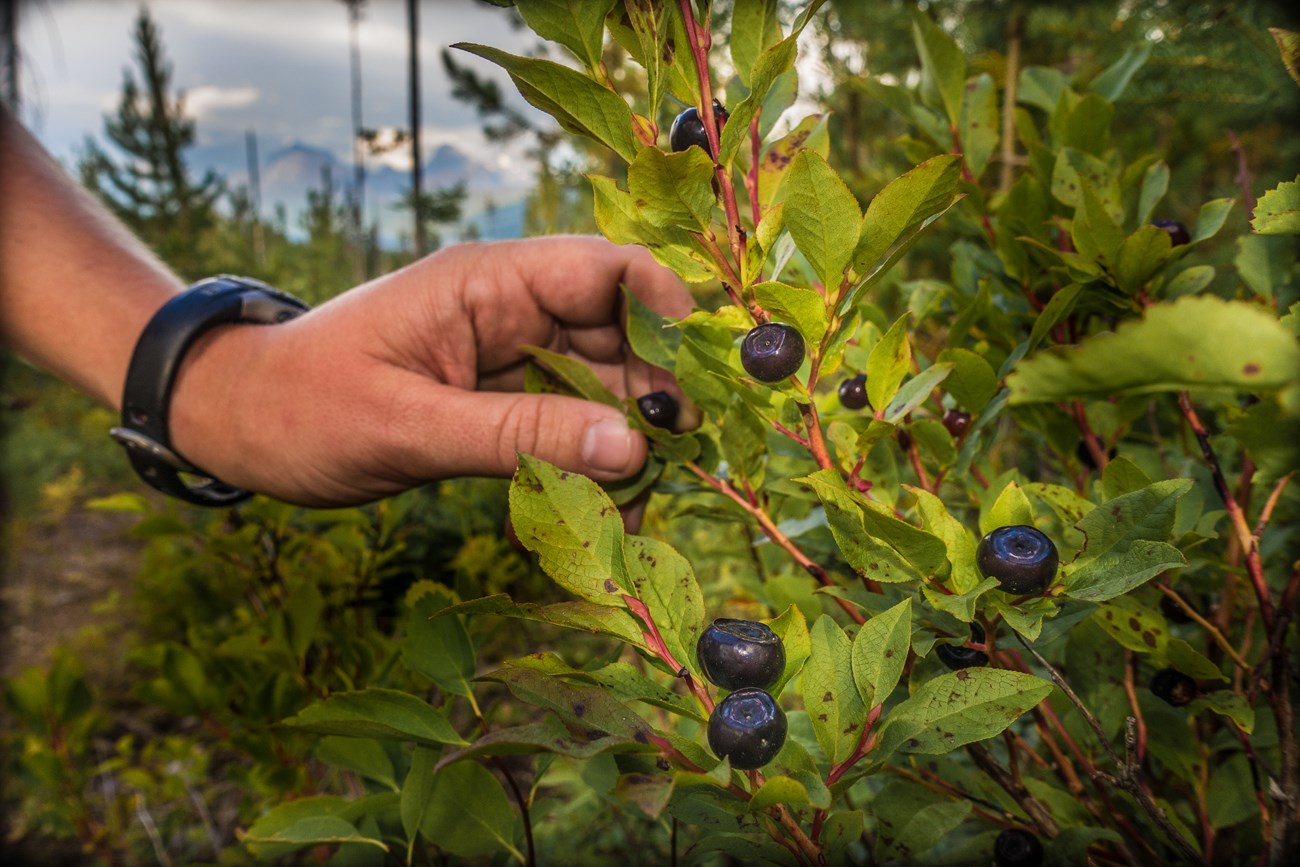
[79,9,222,276]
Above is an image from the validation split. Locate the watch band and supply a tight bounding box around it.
[109,276,309,506]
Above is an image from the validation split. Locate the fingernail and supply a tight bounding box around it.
[582,418,635,473]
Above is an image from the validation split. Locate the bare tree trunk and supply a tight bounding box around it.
[407,0,425,257]
[1,0,18,111]
[245,128,265,266]
[346,0,366,280]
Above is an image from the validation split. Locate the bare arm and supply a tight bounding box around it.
[0,108,694,507]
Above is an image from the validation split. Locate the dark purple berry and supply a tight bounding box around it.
[896,428,913,452]
[936,622,989,671]
[637,391,679,431]
[707,687,786,770]
[994,828,1043,867]
[1159,590,1195,625]
[697,618,785,691]
[942,409,972,438]
[669,100,729,156]
[1150,667,1198,707]
[839,373,870,410]
[976,526,1059,595]
[740,323,805,382]
[1152,219,1190,247]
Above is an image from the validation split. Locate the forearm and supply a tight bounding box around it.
[0,107,182,409]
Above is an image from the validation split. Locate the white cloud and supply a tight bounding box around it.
[184,85,259,118]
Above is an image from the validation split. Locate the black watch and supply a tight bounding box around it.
[109,276,309,506]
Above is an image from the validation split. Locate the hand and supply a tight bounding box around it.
[168,236,694,507]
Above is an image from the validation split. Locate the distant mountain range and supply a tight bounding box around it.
[250,141,530,248]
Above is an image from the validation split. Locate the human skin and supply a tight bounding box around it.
[0,108,693,507]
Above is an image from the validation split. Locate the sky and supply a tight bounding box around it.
[13,0,542,184]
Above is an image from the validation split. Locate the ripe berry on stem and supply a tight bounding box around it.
[740,323,805,382]
[994,828,1044,867]
[936,622,989,671]
[976,526,1059,595]
[707,687,787,770]
[1152,219,1190,247]
[942,409,972,438]
[1150,667,1198,707]
[669,100,729,157]
[696,618,785,691]
[838,373,870,410]
[637,391,679,431]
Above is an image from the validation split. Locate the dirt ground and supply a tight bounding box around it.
[0,503,146,680]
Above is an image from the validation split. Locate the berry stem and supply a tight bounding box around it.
[622,594,715,713]
[678,0,747,286]
[1154,583,1249,669]
[1177,391,1275,630]
[797,399,834,472]
[1121,650,1148,765]
[684,460,868,625]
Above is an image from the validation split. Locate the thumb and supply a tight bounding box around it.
[426,389,647,481]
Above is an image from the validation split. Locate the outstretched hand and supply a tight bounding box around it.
[168,236,694,507]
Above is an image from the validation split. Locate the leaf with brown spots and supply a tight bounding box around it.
[805,615,866,766]
[873,669,1052,761]
[850,598,912,709]
[509,454,631,607]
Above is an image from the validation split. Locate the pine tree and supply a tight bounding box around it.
[78,9,222,276]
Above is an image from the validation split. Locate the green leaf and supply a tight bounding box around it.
[720,398,767,482]
[853,155,963,276]
[757,113,830,208]
[1092,595,1169,654]
[1235,233,1296,301]
[1008,296,1300,403]
[1228,400,1300,486]
[627,146,717,230]
[729,0,782,86]
[515,0,617,72]
[959,73,998,179]
[624,534,705,675]
[623,285,681,371]
[1072,181,1125,269]
[417,759,522,860]
[243,798,387,856]
[805,615,868,765]
[867,313,912,411]
[1192,691,1255,733]
[1101,456,1153,500]
[1089,43,1151,100]
[911,487,982,595]
[752,281,829,346]
[1270,27,1300,87]
[1252,175,1300,235]
[1028,284,1082,351]
[717,5,823,166]
[799,472,922,583]
[874,669,1052,761]
[1051,147,1120,216]
[780,150,862,290]
[402,586,474,697]
[851,599,912,709]
[315,738,399,792]
[441,593,649,651]
[438,714,650,769]
[1066,479,1192,601]
[936,348,998,412]
[509,454,630,606]
[281,689,467,748]
[1136,161,1170,227]
[912,12,966,128]
[767,605,811,697]
[885,363,954,423]
[1164,264,1216,297]
[1192,198,1236,243]
[872,778,971,863]
[590,175,716,282]
[1115,225,1174,295]
[454,44,638,162]
[521,345,620,409]
[983,481,1035,535]
[481,665,653,741]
